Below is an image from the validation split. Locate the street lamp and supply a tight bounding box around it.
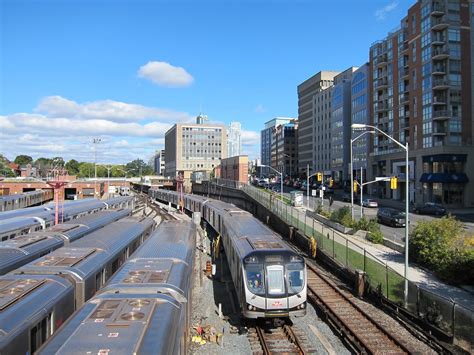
[350,130,375,219]
[99,165,113,198]
[259,164,283,202]
[352,123,410,304]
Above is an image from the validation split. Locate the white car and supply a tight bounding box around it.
[362,199,378,208]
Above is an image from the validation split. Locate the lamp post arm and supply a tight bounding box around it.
[364,124,406,150]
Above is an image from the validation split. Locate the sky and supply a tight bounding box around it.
[0,0,414,164]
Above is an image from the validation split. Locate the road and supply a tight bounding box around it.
[275,185,474,245]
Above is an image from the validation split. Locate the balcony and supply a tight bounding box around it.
[400,67,409,79]
[400,43,409,53]
[376,78,389,89]
[432,78,450,89]
[430,3,445,16]
[432,48,449,60]
[399,110,410,120]
[400,118,410,130]
[375,102,389,112]
[432,96,447,105]
[377,54,388,67]
[400,92,410,104]
[432,65,446,75]
[432,110,451,120]
[377,94,388,102]
[431,35,446,46]
[433,125,447,135]
[431,17,449,30]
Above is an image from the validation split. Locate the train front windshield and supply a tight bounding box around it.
[246,264,265,295]
[286,263,304,295]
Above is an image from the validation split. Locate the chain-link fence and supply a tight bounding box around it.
[210,178,473,350]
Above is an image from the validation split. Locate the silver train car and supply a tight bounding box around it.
[15,216,155,307]
[0,216,155,355]
[38,219,196,355]
[0,197,130,241]
[0,275,75,354]
[0,189,54,212]
[149,188,307,319]
[0,209,132,275]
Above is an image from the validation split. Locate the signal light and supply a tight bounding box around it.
[390,176,398,189]
[317,172,323,182]
[353,180,358,193]
[329,178,334,187]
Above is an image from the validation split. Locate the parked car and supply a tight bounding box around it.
[342,193,351,202]
[293,180,302,188]
[377,208,406,227]
[362,199,378,208]
[270,184,281,192]
[413,202,446,216]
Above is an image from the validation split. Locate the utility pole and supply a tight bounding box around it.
[92,137,102,198]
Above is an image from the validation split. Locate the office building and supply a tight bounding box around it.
[260,117,293,174]
[271,119,298,178]
[153,150,165,175]
[331,67,358,183]
[369,0,473,207]
[297,71,339,176]
[218,155,249,183]
[227,121,242,158]
[164,115,227,189]
[351,64,371,179]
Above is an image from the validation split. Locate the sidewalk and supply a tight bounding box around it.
[297,202,474,310]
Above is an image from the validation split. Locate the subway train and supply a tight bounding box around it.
[0,196,135,241]
[149,188,307,319]
[0,189,54,212]
[0,215,155,355]
[0,208,132,275]
[38,219,196,355]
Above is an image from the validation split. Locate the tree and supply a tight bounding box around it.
[125,159,153,177]
[14,155,33,166]
[51,157,65,168]
[65,159,80,175]
[78,162,94,178]
[34,157,53,177]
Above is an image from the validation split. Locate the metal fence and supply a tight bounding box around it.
[210,178,473,351]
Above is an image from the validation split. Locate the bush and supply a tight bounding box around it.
[410,216,474,284]
[330,206,352,227]
[353,217,384,244]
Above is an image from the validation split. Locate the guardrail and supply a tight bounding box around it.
[209,178,473,351]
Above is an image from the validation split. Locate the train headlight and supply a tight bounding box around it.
[247,305,255,311]
[299,303,306,309]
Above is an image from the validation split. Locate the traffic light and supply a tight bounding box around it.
[390,176,398,189]
[353,180,358,193]
[329,178,334,187]
[317,172,323,182]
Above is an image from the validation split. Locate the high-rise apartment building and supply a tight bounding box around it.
[164,115,227,188]
[369,0,473,207]
[260,117,294,174]
[331,67,358,183]
[351,64,371,179]
[227,121,242,158]
[297,71,339,176]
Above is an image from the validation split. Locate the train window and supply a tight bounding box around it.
[286,263,304,294]
[245,264,265,295]
[267,265,285,295]
[30,314,50,353]
[2,236,7,241]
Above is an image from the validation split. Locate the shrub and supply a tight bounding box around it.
[410,216,474,284]
[330,206,352,227]
[353,217,384,244]
[367,229,384,244]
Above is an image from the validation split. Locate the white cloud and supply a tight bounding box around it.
[240,129,260,160]
[254,104,266,113]
[137,61,194,87]
[35,95,193,123]
[375,1,398,21]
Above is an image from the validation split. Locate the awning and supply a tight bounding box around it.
[419,173,469,183]
[422,154,467,163]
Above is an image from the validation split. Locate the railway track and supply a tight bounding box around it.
[248,322,316,354]
[305,262,411,354]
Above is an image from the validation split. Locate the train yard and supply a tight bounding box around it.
[0,188,457,354]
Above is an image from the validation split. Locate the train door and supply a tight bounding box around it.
[30,313,52,353]
[265,265,288,311]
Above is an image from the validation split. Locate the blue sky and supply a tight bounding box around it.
[1,0,413,163]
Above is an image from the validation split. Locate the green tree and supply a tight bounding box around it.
[34,157,53,177]
[410,216,474,284]
[65,159,80,175]
[78,162,94,178]
[14,155,33,166]
[125,159,153,177]
[51,157,65,168]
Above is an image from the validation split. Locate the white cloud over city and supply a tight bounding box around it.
[375,1,398,21]
[137,61,194,87]
[2,95,261,164]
